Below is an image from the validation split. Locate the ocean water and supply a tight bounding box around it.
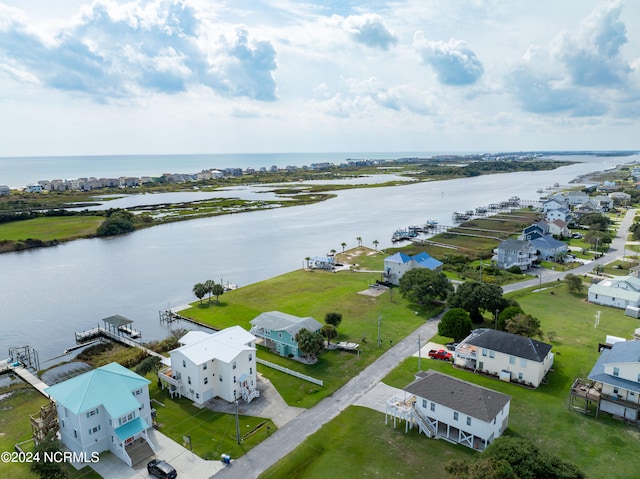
[0,151,461,189]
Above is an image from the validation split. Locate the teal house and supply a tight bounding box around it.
[45,362,155,467]
[250,311,322,358]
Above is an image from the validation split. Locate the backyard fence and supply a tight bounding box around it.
[256,358,323,386]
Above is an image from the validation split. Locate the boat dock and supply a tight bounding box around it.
[73,326,165,360]
[0,357,50,399]
[159,309,218,331]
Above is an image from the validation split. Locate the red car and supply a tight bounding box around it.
[428,349,453,361]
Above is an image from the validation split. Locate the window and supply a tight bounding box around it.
[520,358,527,368]
[196,393,199,399]
[266,330,271,336]
[188,376,191,385]
[234,376,237,383]
[249,354,252,361]
[61,419,65,428]
[453,412,459,421]
[466,417,471,426]
[482,348,487,357]
[203,363,207,370]
[250,367,253,375]
[86,408,98,418]
[518,372,523,380]
[613,367,620,377]
[233,361,237,370]
[219,375,223,382]
[637,373,640,383]
[614,387,619,395]
[74,429,78,439]
[489,350,495,358]
[509,355,515,365]
[278,332,283,338]
[422,399,427,408]
[183,360,186,368]
[430,403,435,412]
[204,377,208,385]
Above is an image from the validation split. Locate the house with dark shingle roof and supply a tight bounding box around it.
[403,370,511,450]
[454,329,554,387]
[493,238,537,270]
[587,340,640,421]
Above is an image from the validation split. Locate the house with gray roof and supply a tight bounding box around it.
[383,251,443,285]
[401,370,511,451]
[493,238,537,270]
[530,235,569,262]
[454,329,554,388]
[250,311,322,358]
[45,362,155,467]
[587,340,640,421]
[588,275,640,309]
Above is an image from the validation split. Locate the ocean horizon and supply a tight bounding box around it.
[0,150,637,190]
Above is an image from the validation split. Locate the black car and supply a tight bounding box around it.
[147,459,177,479]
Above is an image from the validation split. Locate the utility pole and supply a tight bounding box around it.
[417,335,421,371]
[235,393,241,444]
[377,313,382,348]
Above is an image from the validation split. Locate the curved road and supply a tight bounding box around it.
[213,209,636,479]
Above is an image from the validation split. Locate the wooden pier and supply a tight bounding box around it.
[74,327,165,360]
[0,358,50,399]
[159,309,218,331]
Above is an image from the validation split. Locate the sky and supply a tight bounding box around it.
[0,0,639,156]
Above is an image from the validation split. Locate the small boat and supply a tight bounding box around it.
[425,219,438,228]
[336,341,359,351]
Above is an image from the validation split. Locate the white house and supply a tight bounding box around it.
[158,326,259,405]
[45,362,155,467]
[387,370,511,451]
[588,275,640,309]
[587,340,640,421]
[308,256,334,270]
[454,329,554,388]
[383,252,443,285]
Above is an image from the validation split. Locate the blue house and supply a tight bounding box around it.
[250,311,323,358]
[383,252,443,285]
[45,362,155,467]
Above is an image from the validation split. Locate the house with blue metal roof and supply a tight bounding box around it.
[44,362,154,467]
[250,311,322,358]
[588,340,640,421]
[383,252,443,285]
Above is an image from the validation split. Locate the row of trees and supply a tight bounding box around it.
[192,279,225,304]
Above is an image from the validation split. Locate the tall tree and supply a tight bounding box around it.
[373,239,379,251]
[505,313,543,338]
[31,432,68,479]
[564,273,584,293]
[438,308,472,342]
[211,283,225,303]
[320,324,338,346]
[341,242,347,253]
[447,281,505,323]
[399,268,453,305]
[294,328,325,360]
[193,282,207,304]
[204,279,216,302]
[325,312,343,328]
[497,306,524,331]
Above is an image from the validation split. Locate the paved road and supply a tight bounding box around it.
[212,208,637,479]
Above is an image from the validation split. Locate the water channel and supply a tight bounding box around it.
[0,155,634,365]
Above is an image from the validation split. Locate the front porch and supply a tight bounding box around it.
[158,367,183,399]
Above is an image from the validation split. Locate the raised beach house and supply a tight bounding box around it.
[383,252,443,285]
[158,326,259,405]
[250,311,322,358]
[45,362,155,467]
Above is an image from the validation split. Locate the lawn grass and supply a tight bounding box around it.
[180,266,439,407]
[261,281,640,479]
[0,385,101,479]
[146,374,276,461]
[260,405,476,479]
[0,216,104,241]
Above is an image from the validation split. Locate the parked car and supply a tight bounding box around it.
[147,459,177,479]
[428,349,453,360]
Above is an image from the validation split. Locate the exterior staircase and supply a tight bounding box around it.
[411,406,436,438]
[126,438,154,466]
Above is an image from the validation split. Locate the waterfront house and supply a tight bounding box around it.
[545,206,572,224]
[158,326,259,405]
[565,191,589,206]
[383,252,443,285]
[250,311,322,358]
[587,340,640,421]
[530,235,569,262]
[521,222,549,240]
[454,329,554,388]
[493,238,537,270]
[388,370,511,451]
[588,275,640,309]
[308,256,335,270]
[547,219,571,238]
[44,362,155,467]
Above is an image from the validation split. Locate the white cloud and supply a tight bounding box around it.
[343,13,397,50]
[414,32,483,86]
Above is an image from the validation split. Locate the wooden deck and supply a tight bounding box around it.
[74,327,165,359]
[0,359,51,399]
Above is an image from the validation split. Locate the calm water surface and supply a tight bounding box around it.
[0,155,635,364]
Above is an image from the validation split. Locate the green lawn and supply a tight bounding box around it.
[261,281,640,479]
[0,216,104,241]
[180,267,442,407]
[147,374,276,460]
[0,386,101,479]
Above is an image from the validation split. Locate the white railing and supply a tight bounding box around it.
[256,358,323,386]
[411,406,436,438]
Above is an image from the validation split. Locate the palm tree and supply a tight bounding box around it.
[373,239,379,251]
[192,283,207,304]
[330,249,336,257]
[211,283,225,303]
[356,236,362,247]
[204,279,216,302]
[341,242,347,253]
[305,256,311,269]
[320,324,338,346]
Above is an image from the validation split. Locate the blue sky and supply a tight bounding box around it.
[0,0,639,156]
